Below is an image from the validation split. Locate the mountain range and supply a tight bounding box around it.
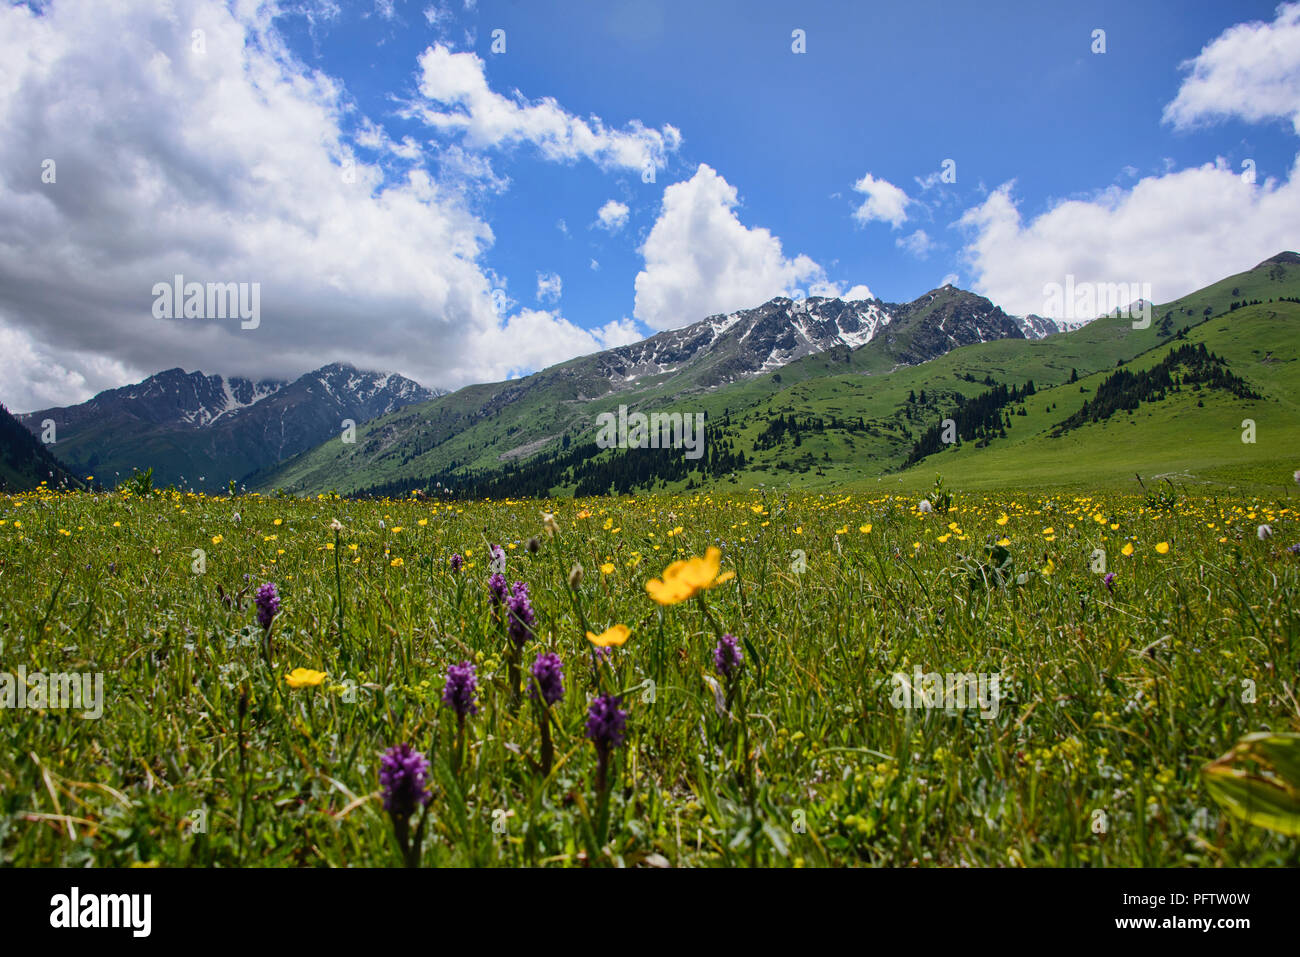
[6,254,1298,495]
[17,363,439,489]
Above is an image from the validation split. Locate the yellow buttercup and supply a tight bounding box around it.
[645,547,735,605]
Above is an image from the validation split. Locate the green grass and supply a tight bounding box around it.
[2,482,1298,866]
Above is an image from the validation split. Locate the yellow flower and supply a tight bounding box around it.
[997,537,1011,547]
[285,667,327,688]
[390,557,404,567]
[587,624,631,647]
[997,514,1009,526]
[274,518,282,526]
[418,518,428,526]
[600,562,616,575]
[835,525,848,535]
[1155,541,1170,554]
[645,547,735,605]
[211,534,223,545]
[1121,542,1135,556]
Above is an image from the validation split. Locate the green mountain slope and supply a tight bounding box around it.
[0,405,87,492]
[258,253,1300,497]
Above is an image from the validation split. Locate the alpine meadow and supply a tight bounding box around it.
[2,0,1299,911]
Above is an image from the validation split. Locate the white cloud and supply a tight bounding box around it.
[590,259,600,271]
[896,229,934,259]
[852,172,910,227]
[1164,2,1300,133]
[536,271,563,303]
[633,164,829,330]
[414,44,682,173]
[492,310,645,377]
[593,317,645,348]
[940,273,960,288]
[957,156,1300,317]
[595,199,630,232]
[0,0,647,410]
[839,284,875,301]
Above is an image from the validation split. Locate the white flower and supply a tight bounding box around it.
[1294,470,1300,484]
[232,512,241,523]
[329,518,344,532]
[1257,524,1273,540]
[918,500,933,514]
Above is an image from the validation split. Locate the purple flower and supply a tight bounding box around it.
[506,580,535,646]
[529,652,565,706]
[488,572,508,605]
[1288,543,1300,556]
[379,743,432,820]
[1102,572,1116,591]
[585,694,627,750]
[714,634,743,679]
[254,582,280,630]
[592,646,613,663]
[449,553,463,572]
[442,661,478,720]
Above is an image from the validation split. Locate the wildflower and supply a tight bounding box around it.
[645,547,735,605]
[255,582,280,630]
[526,536,540,553]
[442,661,478,721]
[600,562,616,575]
[1121,543,1135,557]
[587,693,627,793]
[380,744,432,819]
[918,500,933,514]
[211,534,222,545]
[568,564,584,588]
[1155,541,1170,554]
[285,667,326,688]
[488,572,507,605]
[449,553,463,572]
[541,511,559,538]
[1287,544,1300,556]
[586,694,627,749]
[506,581,535,645]
[714,634,743,679]
[529,652,565,706]
[1102,572,1116,592]
[587,624,631,647]
[330,518,343,532]
[1257,524,1273,541]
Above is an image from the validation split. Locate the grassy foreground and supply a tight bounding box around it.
[1,481,1297,867]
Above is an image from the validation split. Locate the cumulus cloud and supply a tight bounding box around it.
[414,44,682,173]
[957,157,1300,317]
[595,199,630,232]
[1163,2,1300,133]
[0,0,651,410]
[536,271,563,303]
[956,8,1300,319]
[633,164,831,330]
[851,172,910,227]
[493,310,645,378]
[839,284,875,301]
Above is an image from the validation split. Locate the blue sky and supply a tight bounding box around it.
[1,0,1298,408]
[300,0,1297,307]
